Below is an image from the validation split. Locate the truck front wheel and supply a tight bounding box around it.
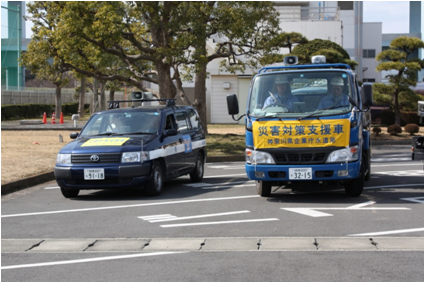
[256,181,272,197]
[344,160,364,197]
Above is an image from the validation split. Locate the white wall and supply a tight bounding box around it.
[210,75,239,124]
[362,22,382,83]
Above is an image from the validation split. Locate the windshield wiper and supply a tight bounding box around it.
[123,132,154,135]
[298,105,350,121]
[93,132,122,136]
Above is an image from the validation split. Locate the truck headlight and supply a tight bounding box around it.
[246,149,275,164]
[326,146,359,163]
[56,154,71,164]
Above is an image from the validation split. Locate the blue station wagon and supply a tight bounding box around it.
[54,99,207,198]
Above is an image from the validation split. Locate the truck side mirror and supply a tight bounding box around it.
[70,132,79,139]
[361,83,374,107]
[227,94,239,115]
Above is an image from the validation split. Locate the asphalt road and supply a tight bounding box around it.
[2,144,424,282]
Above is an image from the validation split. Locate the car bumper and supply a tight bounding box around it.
[245,161,360,181]
[54,163,152,190]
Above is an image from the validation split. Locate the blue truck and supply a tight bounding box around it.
[227,55,374,197]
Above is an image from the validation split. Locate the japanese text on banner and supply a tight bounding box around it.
[253,119,350,148]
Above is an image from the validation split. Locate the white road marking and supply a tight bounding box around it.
[365,183,424,190]
[348,227,424,236]
[281,201,411,218]
[139,210,250,223]
[371,163,422,167]
[1,195,260,218]
[160,218,279,228]
[204,173,247,178]
[373,170,424,176]
[44,186,60,190]
[371,157,412,162]
[0,251,187,270]
[400,197,424,204]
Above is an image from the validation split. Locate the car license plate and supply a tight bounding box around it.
[289,168,312,180]
[84,169,105,180]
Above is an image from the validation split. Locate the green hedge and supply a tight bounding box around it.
[1,103,90,120]
[379,110,419,126]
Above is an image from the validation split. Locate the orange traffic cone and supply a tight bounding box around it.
[51,112,56,124]
[42,112,47,124]
[59,112,64,124]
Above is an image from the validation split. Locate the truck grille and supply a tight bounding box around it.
[71,153,122,164]
[274,152,327,164]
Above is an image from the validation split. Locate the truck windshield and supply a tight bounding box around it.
[249,71,354,118]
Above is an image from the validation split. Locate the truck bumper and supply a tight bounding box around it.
[246,161,361,182]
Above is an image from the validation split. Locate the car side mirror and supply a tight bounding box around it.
[227,94,239,115]
[166,129,178,136]
[361,83,374,107]
[70,132,79,139]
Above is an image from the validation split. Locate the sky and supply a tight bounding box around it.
[363,1,410,33]
[22,1,411,37]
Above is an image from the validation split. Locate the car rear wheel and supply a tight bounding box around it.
[145,161,163,196]
[60,187,79,198]
[190,153,204,182]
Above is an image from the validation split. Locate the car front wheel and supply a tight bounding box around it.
[145,161,164,196]
[190,153,204,182]
[60,187,79,198]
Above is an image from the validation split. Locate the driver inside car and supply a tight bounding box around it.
[263,76,299,111]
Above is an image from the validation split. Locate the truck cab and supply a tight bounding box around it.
[227,55,373,197]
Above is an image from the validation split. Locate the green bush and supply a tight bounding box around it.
[387,124,402,135]
[1,103,89,120]
[372,127,382,135]
[400,111,419,125]
[404,123,420,136]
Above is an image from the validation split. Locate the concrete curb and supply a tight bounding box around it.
[1,172,55,196]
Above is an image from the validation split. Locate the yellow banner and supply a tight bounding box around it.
[253,119,350,148]
[82,137,130,147]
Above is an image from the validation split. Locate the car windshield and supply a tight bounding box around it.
[79,110,161,137]
[248,71,354,119]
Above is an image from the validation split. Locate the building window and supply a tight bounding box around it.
[363,79,376,83]
[363,49,376,58]
[338,1,353,10]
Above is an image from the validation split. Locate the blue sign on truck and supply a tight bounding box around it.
[227,55,374,197]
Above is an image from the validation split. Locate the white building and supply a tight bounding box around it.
[204,1,383,124]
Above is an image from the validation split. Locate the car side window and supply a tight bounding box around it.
[188,109,200,129]
[175,111,189,132]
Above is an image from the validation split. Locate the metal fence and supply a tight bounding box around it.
[1,90,125,106]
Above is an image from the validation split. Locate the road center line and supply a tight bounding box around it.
[1,251,187,270]
[1,195,260,218]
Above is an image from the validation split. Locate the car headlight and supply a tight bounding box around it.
[56,153,71,164]
[121,151,150,163]
[326,146,359,163]
[246,149,275,164]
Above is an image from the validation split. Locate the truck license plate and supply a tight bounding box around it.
[84,169,105,180]
[289,168,312,180]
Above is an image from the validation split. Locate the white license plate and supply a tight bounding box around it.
[289,168,312,180]
[84,169,105,180]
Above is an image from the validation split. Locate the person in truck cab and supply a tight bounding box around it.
[318,76,350,110]
[263,76,299,110]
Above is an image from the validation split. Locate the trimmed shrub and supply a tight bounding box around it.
[387,125,402,135]
[404,123,420,136]
[1,103,90,120]
[372,127,382,135]
[400,111,419,125]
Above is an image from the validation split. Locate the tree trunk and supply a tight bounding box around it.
[193,63,208,134]
[155,61,176,101]
[394,90,401,126]
[100,81,106,111]
[93,78,99,112]
[79,77,86,118]
[109,89,115,102]
[54,84,62,119]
